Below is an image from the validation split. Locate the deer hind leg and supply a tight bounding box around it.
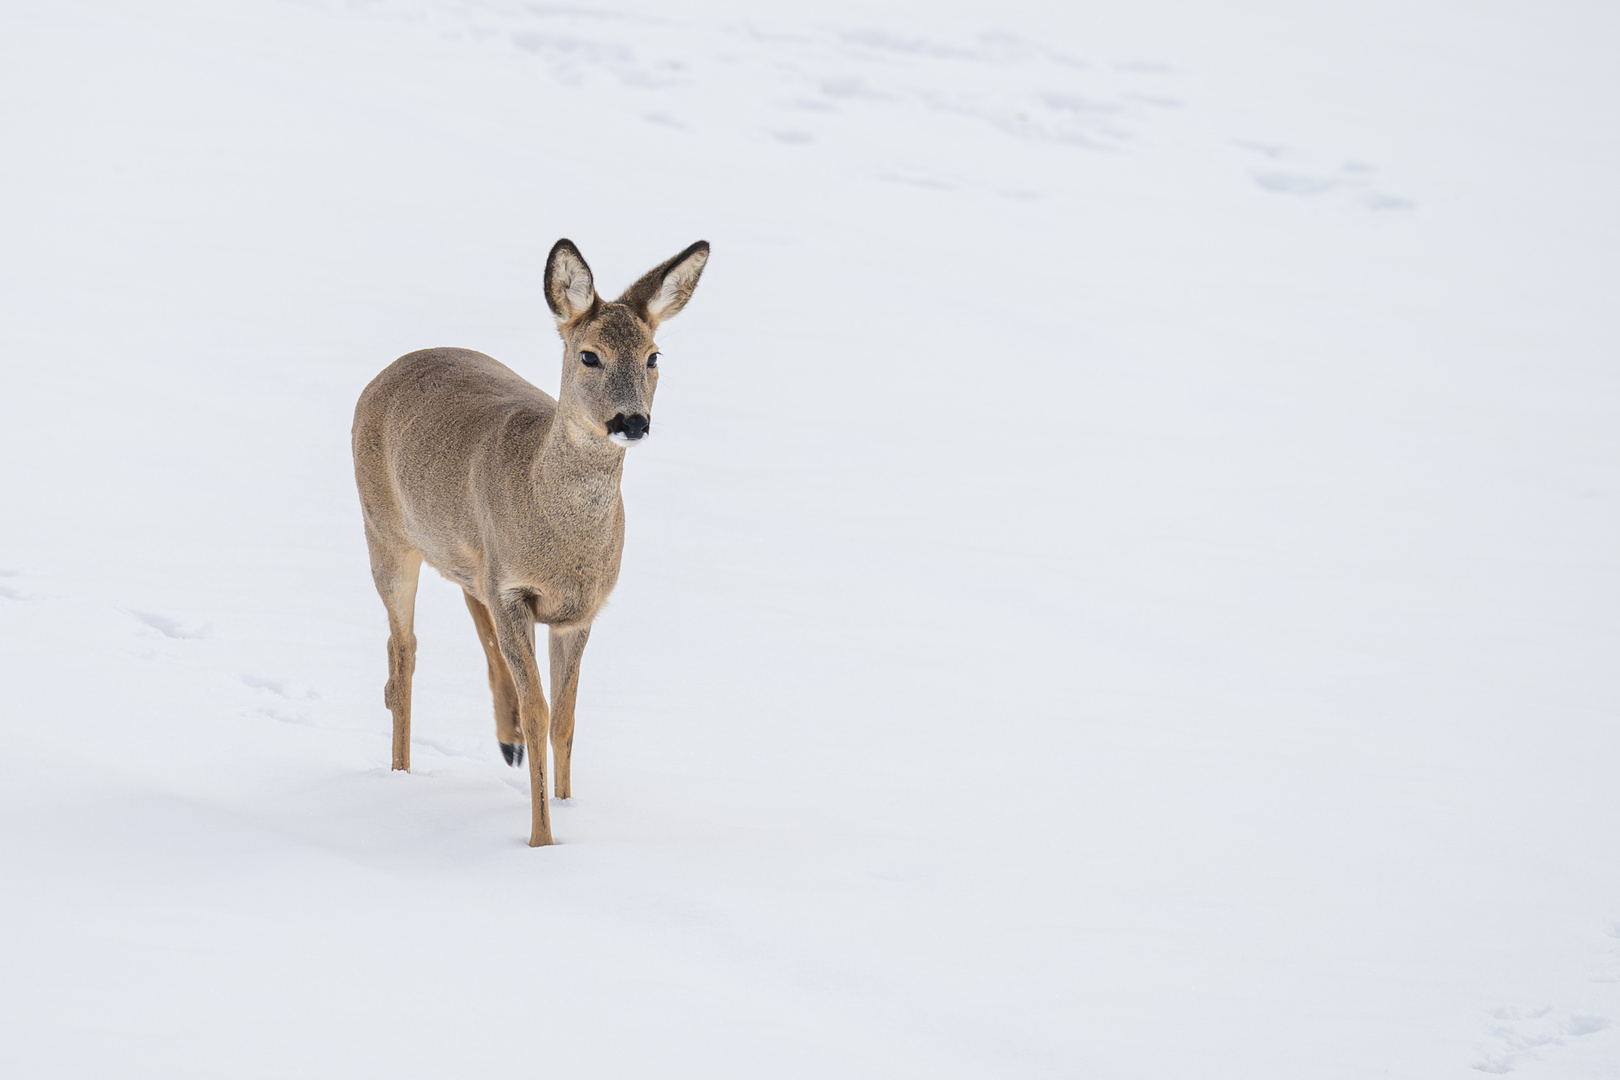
[489,595,552,846]
[366,537,423,771]
[548,624,591,801]
[464,591,524,767]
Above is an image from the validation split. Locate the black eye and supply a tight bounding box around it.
[580,351,601,368]
[647,352,659,369]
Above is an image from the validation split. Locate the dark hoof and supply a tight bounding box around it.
[500,742,525,767]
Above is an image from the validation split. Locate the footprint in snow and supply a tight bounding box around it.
[0,567,30,600]
[1237,141,1414,211]
[1470,924,1620,1071]
[241,674,318,700]
[132,609,209,639]
[241,674,318,725]
[1596,921,1620,983]
[1474,1005,1610,1073]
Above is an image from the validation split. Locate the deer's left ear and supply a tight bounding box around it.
[618,241,710,328]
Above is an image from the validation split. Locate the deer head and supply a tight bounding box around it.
[544,238,710,448]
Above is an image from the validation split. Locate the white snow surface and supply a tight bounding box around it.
[2,0,1618,1076]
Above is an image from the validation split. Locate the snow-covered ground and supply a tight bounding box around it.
[2,0,1618,1075]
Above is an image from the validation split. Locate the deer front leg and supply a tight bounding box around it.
[464,591,524,766]
[490,596,553,846]
[548,624,591,800]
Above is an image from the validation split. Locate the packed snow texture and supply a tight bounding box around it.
[2,0,1618,1076]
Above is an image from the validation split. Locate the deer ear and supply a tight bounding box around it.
[545,239,598,323]
[617,241,710,327]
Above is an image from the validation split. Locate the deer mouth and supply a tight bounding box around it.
[605,412,650,447]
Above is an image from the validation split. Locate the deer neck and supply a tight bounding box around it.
[533,404,625,518]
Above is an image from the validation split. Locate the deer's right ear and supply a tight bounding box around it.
[545,239,598,324]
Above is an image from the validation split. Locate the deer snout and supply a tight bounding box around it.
[605,412,651,446]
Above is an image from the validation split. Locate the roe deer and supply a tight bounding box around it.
[351,238,709,846]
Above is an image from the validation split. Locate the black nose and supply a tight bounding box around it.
[606,413,650,440]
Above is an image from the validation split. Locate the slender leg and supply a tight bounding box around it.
[366,537,422,771]
[548,624,591,800]
[489,594,552,846]
[464,591,524,766]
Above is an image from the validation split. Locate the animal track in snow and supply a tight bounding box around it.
[1236,141,1414,211]
[1470,923,1619,1072]
[241,674,318,700]
[240,674,319,725]
[1596,921,1620,983]
[827,29,1176,153]
[131,609,208,639]
[438,4,1187,186]
[1473,1005,1609,1073]
[329,3,1424,216]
